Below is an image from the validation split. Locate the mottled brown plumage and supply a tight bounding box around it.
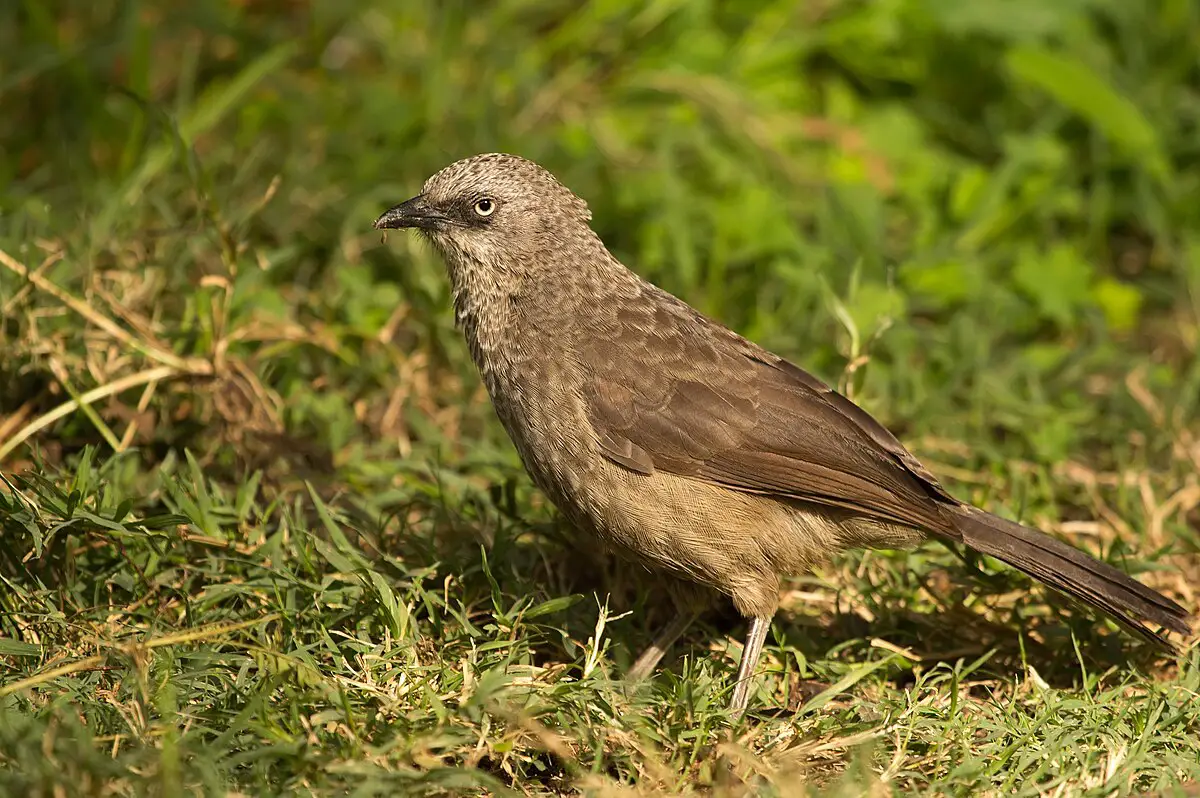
[375,153,1191,718]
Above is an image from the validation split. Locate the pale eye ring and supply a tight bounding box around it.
[473,198,496,217]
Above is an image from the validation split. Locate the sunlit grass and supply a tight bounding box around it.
[2,1,1198,794]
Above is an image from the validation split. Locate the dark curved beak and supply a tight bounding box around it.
[373,195,447,230]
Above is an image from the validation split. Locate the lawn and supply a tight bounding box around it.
[2,1,1199,795]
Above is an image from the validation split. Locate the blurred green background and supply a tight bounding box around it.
[2,1,1199,795]
[4,0,1199,475]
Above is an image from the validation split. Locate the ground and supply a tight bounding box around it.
[2,1,1199,795]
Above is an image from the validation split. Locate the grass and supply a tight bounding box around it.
[2,0,1199,794]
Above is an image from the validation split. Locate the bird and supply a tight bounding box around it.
[374,153,1191,718]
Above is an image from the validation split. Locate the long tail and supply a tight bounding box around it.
[950,505,1191,650]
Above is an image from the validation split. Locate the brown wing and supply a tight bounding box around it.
[582,286,960,536]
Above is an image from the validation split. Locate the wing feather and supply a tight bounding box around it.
[584,287,957,535]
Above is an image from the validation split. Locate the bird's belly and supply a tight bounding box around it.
[527,450,848,616]
[485,374,891,617]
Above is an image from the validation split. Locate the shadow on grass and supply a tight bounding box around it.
[477,517,1182,691]
[374,495,1186,698]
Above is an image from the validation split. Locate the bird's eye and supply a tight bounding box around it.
[473,198,496,217]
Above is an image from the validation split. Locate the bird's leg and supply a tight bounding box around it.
[626,610,697,682]
[728,615,772,719]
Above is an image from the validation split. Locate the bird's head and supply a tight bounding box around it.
[374,153,600,284]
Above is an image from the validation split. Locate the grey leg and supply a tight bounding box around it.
[626,610,697,682]
[728,615,772,719]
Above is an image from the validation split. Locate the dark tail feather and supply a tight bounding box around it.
[951,506,1191,650]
